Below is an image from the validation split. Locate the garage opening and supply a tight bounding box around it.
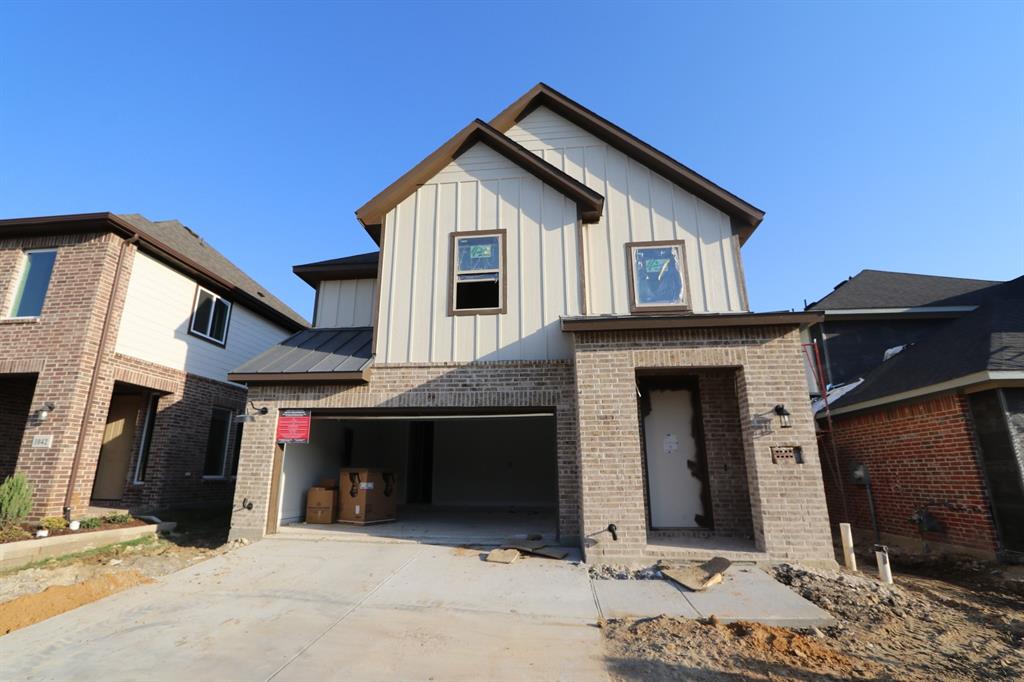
[276,411,558,544]
[0,373,38,482]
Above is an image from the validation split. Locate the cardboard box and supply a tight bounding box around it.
[305,486,336,525]
[338,468,397,524]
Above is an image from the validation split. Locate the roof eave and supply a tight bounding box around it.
[560,310,822,332]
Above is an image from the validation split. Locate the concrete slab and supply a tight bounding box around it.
[0,538,606,681]
[680,565,836,627]
[592,580,700,619]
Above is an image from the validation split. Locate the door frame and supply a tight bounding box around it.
[265,443,285,535]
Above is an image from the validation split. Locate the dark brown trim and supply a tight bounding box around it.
[0,213,306,332]
[561,310,823,332]
[355,120,603,238]
[227,368,371,384]
[308,405,557,418]
[624,240,692,315]
[266,443,284,535]
[311,283,321,328]
[489,83,765,244]
[292,258,379,288]
[729,217,750,311]
[65,236,136,517]
[369,217,387,354]
[447,229,508,317]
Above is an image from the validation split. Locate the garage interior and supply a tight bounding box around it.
[276,411,559,543]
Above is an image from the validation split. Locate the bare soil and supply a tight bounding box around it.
[0,511,235,637]
[604,560,1024,681]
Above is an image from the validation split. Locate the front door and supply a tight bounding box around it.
[91,394,143,500]
[642,387,705,528]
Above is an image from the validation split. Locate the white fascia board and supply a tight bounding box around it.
[828,370,1024,416]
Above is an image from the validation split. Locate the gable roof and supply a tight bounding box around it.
[489,83,765,243]
[807,269,1000,311]
[0,212,307,330]
[355,119,604,243]
[293,251,379,287]
[828,276,1024,413]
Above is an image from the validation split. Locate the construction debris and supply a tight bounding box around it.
[663,557,732,592]
[485,548,520,564]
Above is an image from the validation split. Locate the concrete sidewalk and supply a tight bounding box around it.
[0,538,606,681]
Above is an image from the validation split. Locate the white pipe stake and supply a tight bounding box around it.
[840,523,857,571]
[875,546,893,584]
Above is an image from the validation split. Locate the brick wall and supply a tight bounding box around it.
[229,361,579,543]
[572,325,834,563]
[823,393,998,554]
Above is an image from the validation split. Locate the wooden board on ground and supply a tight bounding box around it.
[485,548,520,564]
[663,557,732,591]
[503,543,570,560]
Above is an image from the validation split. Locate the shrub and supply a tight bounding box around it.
[0,525,31,543]
[78,517,102,529]
[40,516,68,532]
[0,473,33,526]
[102,513,133,525]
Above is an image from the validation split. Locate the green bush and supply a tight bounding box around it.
[78,517,102,529]
[0,473,32,526]
[0,525,31,543]
[40,516,68,532]
[101,513,133,525]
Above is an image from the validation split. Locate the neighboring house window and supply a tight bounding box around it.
[626,240,690,313]
[203,408,233,477]
[229,422,243,477]
[190,286,232,345]
[132,394,160,484]
[7,249,57,318]
[449,230,505,314]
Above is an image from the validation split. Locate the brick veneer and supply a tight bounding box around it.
[229,361,579,542]
[822,393,998,555]
[572,325,835,563]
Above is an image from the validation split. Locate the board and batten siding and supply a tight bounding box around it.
[375,141,581,363]
[315,278,376,327]
[114,251,291,383]
[505,106,747,315]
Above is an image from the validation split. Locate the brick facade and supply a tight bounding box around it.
[822,393,998,555]
[229,361,579,542]
[572,325,834,563]
[1,231,247,519]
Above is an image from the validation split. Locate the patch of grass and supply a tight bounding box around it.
[1,534,160,576]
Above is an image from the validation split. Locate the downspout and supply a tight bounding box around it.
[63,235,137,520]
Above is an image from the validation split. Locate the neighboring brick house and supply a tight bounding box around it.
[227,83,834,565]
[807,272,1024,559]
[0,213,306,520]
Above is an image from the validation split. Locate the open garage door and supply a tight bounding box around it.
[276,411,558,543]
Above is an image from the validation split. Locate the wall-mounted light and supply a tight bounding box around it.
[35,402,56,422]
[234,401,269,424]
[774,404,792,429]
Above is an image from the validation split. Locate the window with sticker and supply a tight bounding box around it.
[450,231,505,314]
[627,241,689,312]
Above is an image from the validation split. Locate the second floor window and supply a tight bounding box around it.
[190,287,232,345]
[450,230,505,314]
[8,249,57,318]
[627,240,690,313]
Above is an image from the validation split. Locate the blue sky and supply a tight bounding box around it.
[2,1,1021,321]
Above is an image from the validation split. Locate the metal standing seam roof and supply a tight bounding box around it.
[229,327,373,381]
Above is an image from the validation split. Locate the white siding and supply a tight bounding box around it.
[506,106,747,315]
[375,142,581,363]
[115,251,291,382]
[315,278,376,327]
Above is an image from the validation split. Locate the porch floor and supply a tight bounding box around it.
[644,533,767,563]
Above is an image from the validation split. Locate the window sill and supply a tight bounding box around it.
[0,316,40,325]
[187,328,228,348]
[449,307,505,317]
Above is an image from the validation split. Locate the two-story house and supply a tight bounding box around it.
[0,213,306,520]
[227,84,834,565]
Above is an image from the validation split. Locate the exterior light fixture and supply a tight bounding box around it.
[36,402,56,422]
[774,404,792,428]
[234,402,269,424]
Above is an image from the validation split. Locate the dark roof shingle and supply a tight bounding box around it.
[807,269,1000,311]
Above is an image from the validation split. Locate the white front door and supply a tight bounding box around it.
[643,388,704,528]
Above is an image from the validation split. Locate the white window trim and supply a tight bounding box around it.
[202,407,234,479]
[5,248,57,320]
[189,286,233,345]
[132,394,160,485]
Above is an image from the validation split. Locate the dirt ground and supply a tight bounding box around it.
[604,557,1024,681]
[0,510,234,636]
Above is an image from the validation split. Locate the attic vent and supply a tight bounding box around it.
[770,446,803,465]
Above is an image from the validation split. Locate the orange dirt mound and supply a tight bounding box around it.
[0,570,152,636]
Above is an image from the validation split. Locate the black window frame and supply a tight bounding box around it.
[202,407,234,478]
[188,286,233,346]
[132,393,160,484]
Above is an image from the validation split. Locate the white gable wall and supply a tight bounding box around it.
[115,251,292,383]
[316,278,376,327]
[505,106,747,315]
[375,141,581,363]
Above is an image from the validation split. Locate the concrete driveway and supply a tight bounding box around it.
[0,537,607,681]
